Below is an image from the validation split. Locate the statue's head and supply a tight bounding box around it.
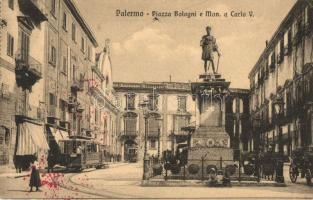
[206,26,211,34]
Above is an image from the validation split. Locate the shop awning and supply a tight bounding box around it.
[49,127,69,143]
[16,122,49,155]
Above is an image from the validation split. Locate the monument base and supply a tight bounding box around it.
[185,126,234,179]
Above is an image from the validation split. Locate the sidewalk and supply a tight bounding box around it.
[0,166,29,178]
[0,161,126,179]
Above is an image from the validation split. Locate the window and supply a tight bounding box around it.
[87,46,91,60]
[124,115,137,136]
[148,118,159,136]
[4,130,10,146]
[72,23,76,41]
[62,12,67,31]
[8,0,14,10]
[49,45,56,66]
[239,99,243,113]
[62,56,67,74]
[287,29,292,52]
[173,115,189,135]
[270,51,276,71]
[81,37,85,53]
[49,93,56,106]
[106,75,109,86]
[126,93,135,110]
[150,139,156,149]
[20,31,29,62]
[148,93,158,111]
[59,99,67,121]
[278,38,284,63]
[7,33,14,57]
[51,0,56,16]
[95,109,99,123]
[177,96,187,112]
[232,99,237,113]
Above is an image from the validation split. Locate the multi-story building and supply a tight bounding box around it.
[91,39,121,160]
[0,0,121,170]
[43,0,98,153]
[114,81,250,161]
[249,0,313,156]
[1,0,48,169]
[44,0,121,163]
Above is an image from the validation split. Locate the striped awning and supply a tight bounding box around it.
[49,127,69,143]
[16,122,49,155]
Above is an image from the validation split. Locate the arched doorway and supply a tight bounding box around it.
[124,139,137,162]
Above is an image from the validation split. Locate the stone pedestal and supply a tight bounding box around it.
[186,73,233,178]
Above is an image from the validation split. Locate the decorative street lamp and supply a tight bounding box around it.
[272,94,285,183]
[252,114,261,182]
[138,99,150,180]
[156,117,163,161]
[272,94,285,154]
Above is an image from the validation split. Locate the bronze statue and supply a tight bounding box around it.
[200,26,221,74]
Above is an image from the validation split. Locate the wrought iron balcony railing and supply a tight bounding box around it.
[15,53,42,80]
[18,0,47,21]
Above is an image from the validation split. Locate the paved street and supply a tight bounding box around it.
[1,163,312,199]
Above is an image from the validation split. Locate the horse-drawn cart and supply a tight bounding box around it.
[289,147,313,185]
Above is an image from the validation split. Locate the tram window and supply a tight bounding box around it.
[87,144,91,152]
[59,141,65,153]
[73,142,77,153]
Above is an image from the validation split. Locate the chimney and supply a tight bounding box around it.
[265,40,268,47]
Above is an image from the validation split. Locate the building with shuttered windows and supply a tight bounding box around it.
[114,82,250,161]
[248,0,313,155]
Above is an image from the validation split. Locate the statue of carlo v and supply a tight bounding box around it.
[200,26,221,74]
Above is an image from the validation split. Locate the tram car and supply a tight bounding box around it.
[289,147,313,185]
[58,137,106,171]
[127,147,138,163]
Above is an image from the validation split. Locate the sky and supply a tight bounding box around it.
[74,0,297,89]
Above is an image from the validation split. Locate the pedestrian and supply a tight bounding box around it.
[47,150,54,173]
[29,156,41,192]
[76,145,82,154]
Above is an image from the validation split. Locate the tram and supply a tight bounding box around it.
[127,147,138,163]
[58,137,106,171]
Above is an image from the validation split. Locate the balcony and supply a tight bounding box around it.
[121,130,138,138]
[15,53,42,87]
[71,78,84,92]
[47,106,58,119]
[18,0,47,22]
[15,102,27,117]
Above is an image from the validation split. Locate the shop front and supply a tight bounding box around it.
[14,122,49,171]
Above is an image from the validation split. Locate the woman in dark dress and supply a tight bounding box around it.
[29,157,41,192]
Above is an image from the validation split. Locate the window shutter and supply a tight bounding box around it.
[7,34,10,56]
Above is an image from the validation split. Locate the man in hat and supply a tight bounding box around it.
[200,26,221,74]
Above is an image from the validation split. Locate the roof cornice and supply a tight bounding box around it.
[64,0,98,47]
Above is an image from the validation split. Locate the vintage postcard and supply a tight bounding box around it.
[0,0,313,199]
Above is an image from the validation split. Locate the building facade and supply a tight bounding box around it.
[114,82,250,161]
[1,0,48,168]
[249,0,313,155]
[0,0,121,169]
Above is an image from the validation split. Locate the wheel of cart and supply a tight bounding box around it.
[289,163,298,183]
[290,147,313,185]
[305,169,312,185]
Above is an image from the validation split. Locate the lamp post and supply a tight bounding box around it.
[273,94,284,154]
[272,94,285,183]
[157,126,160,159]
[138,99,150,180]
[252,114,261,182]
